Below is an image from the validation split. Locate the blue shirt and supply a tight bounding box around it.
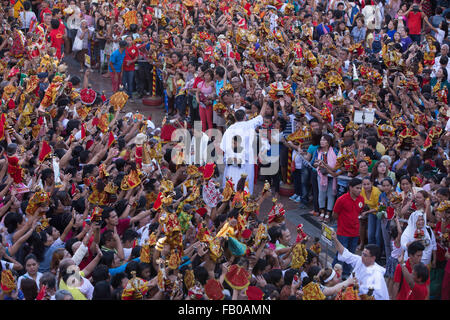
[387,29,396,39]
[38,238,65,273]
[316,24,330,38]
[109,49,126,72]
[400,37,412,52]
[307,144,319,165]
[109,257,140,276]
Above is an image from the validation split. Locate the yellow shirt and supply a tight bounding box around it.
[376,142,386,156]
[361,186,381,210]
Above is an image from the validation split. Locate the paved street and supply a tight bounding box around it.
[66,55,337,266]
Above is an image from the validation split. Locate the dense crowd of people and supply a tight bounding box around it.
[0,0,449,301]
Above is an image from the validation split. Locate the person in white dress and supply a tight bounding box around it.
[219,101,268,195]
[188,125,210,166]
[400,210,437,266]
[332,231,390,300]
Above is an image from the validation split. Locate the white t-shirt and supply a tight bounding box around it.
[17,272,43,291]
[20,11,37,29]
[78,276,94,300]
[123,247,133,261]
[292,150,303,170]
[436,29,445,44]
[1,260,14,271]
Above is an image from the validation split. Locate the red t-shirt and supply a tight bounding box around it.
[407,282,428,300]
[435,221,450,262]
[49,28,64,59]
[333,193,364,237]
[193,76,204,89]
[100,218,131,237]
[394,259,430,300]
[58,19,66,36]
[122,45,138,71]
[407,11,422,35]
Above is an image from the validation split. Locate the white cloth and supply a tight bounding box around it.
[72,243,88,266]
[123,247,132,261]
[222,164,253,194]
[337,248,390,300]
[1,260,14,271]
[188,133,210,165]
[292,150,303,170]
[220,115,263,194]
[137,223,150,246]
[362,5,381,30]
[17,272,43,291]
[202,179,223,208]
[400,210,437,265]
[78,276,94,300]
[430,58,450,78]
[20,11,37,29]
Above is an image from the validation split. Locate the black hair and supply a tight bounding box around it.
[92,280,112,300]
[437,187,450,198]
[302,265,322,287]
[4,212,24,234]
[125,260,140,279]
[252,259,267,275]
[39,272,56,289]
[91,264,110,285]
[20,278,38,300]
[100,230,115,247]
[381,177,394,186]
[194,266,209,285]
[266,269,283,286]
[413,263,429,283]
[24,253,38,265]
[51,18,60,30]
[110,272,127,290]
[129,246,142,261]
[101,206,115,221]
[23,1,31,10]
[215,66,225,78]
[283,268,299,286]
[349,177,362,187]
[235,110,246,121]
[268,225,286,244]
[122,228,139,243]
[364,244,380,259]
[79,150,90,164]
[407,240,425,256]
[99,251,115,268]
[64,238,78,256]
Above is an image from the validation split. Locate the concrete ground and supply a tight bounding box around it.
[65,55,337,266]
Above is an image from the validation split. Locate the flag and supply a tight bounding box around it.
[107,131,115,148]
[36,285,47,300]
[0,113,5,141]
[81,123,86,140]
[71,183,77,196]
[29,17,37,33]
[39,141,52,163]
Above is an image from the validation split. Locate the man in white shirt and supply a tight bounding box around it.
[332,231,390,300]
[362,2,382,30]
[188,125,210,165]
[220,102,268,194]
[431,55,450,78]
